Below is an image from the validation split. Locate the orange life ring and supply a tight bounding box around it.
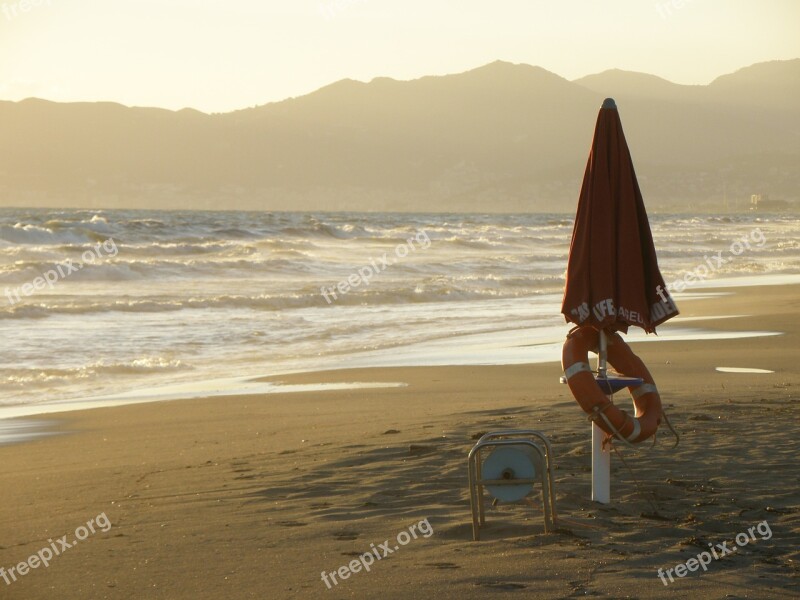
[561,327,662,443]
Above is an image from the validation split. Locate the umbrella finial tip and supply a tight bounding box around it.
[602,98,617,109]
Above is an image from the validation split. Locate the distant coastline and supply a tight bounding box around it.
[2,59,798,213]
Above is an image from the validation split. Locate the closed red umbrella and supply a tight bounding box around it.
[561,98,678,333]
[559,99,680,476]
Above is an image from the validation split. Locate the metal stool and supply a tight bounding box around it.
[467,430,557,540]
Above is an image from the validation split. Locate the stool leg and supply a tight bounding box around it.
[476,455,486,525]
[541,472,553,532]
[468,455,480,541]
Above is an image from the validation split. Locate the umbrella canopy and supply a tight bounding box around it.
[561,98,678,334]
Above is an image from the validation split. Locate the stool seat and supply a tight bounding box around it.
[559,374,644,395]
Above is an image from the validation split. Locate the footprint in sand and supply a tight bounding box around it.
[478,581,527,590]
[425,562,460,569]
[276,520,307,527]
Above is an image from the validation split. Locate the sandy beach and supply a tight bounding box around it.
[1,283,798,599]
[4,4,798,599]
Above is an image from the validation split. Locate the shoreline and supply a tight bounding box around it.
[1,274,797,431]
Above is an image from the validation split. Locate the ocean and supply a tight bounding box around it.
[1,209,798,412]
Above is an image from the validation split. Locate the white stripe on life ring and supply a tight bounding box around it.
[626,418,641,442]
[632,383,658,399]
[564,362,592,380]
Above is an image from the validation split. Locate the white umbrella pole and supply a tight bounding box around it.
[592,329,611,504]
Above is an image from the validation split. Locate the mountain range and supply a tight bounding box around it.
[1,59,798,212]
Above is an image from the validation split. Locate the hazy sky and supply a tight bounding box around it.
[1,0,798,113]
